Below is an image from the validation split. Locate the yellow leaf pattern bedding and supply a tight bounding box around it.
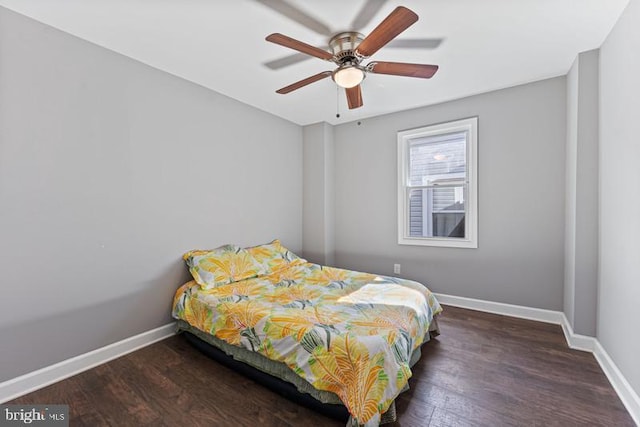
[172,262,442,426]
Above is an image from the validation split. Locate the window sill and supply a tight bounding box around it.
[398,237,478,248]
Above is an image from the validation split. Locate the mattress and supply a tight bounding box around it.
[172,262,442,426]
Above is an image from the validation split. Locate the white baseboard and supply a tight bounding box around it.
[434,293,564,324]
[594,341,640,426]
[559,313,597,352]
[0,323,176,404]
[434,292,639,426]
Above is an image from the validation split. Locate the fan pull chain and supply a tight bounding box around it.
[336,86,341,119]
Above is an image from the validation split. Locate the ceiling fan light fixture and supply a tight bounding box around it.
[332,65,365,88]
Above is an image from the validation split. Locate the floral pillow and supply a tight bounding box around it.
[183,244,266,290]
[245,239,306,274]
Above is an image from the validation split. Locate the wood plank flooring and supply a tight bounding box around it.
[10,306,635,426]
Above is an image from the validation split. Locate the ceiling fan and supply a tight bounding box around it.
[257,0,442,70]
[264,5,439,110]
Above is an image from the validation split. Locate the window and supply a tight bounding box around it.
[397,117,478,248]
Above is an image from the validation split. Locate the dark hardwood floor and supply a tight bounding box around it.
[10,306,634,426]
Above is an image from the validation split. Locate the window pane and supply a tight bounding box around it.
[409,131,466,186]
[408,185,466,238]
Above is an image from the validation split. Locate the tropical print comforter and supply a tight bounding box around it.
[172,262,442,426]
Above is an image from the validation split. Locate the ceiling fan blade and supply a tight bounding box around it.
[346,85,363,109]
[266,33,334,61]
[387,38,443,49]
[255,0,332,36]
[276,71,332,94]
[369,61,439,78]
[355,6,418,58]
[351,0,388,30]
[264,52,311,70]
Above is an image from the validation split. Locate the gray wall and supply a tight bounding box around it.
[599,0,640,396]
[564,50,599,337]
[333,78,567,310]
[0,8,302,381]
[302,122,335,266]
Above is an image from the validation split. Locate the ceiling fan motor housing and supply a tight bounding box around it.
[329,32,365,64]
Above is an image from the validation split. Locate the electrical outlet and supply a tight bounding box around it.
[393,263,401,274]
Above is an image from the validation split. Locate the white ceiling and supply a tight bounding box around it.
[0,0,629,126]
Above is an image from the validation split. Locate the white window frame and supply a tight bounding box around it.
[397,117,478,248]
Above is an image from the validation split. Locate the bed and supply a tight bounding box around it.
[172,240,442,427]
